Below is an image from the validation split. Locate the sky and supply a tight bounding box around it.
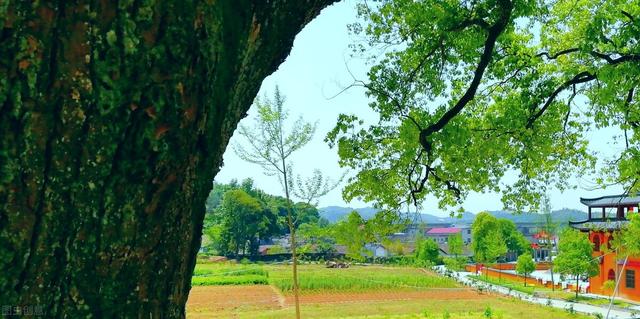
[214,1,624,216]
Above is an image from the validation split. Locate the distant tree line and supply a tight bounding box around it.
[203,178,325,257]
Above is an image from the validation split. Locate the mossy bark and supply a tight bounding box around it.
[0,1,336,317]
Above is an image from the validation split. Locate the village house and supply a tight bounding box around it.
[424,227,461,244]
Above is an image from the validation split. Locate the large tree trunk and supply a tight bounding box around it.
[0,0,336,317]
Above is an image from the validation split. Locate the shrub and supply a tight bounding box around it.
[484,306,493,318]
[603,279,615,292]
[443,257,467,271]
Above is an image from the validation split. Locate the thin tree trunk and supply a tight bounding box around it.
[549,237,556,291]
[550,265,555,291]
[0,1,336,317]
[576,276,579,299]
[283,165,301,319]
[288,216,301,319]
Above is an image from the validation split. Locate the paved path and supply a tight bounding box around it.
[434,266,639,319]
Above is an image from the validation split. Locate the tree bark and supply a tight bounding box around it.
[0,0,336,317]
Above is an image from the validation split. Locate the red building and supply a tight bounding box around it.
[531,230,556,262]
[570,195,640,301]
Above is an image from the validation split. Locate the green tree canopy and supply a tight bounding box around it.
[619,213,640,258]
[365,210,407,245]
[555,228,599,298]
[447,232,464,258]
[472,212,507,264]
[328,0,640,212]
[212,189,274,257]
[204,179,322,237]
[333,211,370,261]
[415,237,441,265]
[297,221,336,256]
[498,219,531,257]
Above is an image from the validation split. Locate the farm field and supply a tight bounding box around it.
[186,263,591,318]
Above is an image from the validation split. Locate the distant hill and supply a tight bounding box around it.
[318,206,379,223]
[318,206,586,225]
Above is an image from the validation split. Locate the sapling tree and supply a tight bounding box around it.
[234,87,340,319]
[448,232,464,259]
[293,169,344,206]
[516,253,536,287]
[234,87,314,319]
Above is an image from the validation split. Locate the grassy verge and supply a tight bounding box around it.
[565,295,634,308]
[470,274,635,308]
[469,274,538,295]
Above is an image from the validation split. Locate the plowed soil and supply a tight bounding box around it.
[186,285,486,315]
[187,285,282,314]
[285,288,486,305]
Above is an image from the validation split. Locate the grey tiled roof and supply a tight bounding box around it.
[580,194,640,207]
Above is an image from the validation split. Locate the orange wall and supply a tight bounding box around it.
[588,231,640,302]
[484,268,565,290]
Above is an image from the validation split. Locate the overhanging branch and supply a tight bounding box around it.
[525,71,596,129]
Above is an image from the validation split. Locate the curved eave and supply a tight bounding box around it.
[580,194,640,207]
[569,219,629,231]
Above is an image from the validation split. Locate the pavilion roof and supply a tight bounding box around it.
[580,194,640,208]
[569,219,629,231]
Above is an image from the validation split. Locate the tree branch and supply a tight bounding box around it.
[419,0,513,151]
[621,10,635,23]
[624,87,637,129]
[450,18,490,31]
[536,48,640,65]
[536,48,580,60]
[525,71,596,129]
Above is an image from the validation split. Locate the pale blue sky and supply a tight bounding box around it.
[215,1,624,216]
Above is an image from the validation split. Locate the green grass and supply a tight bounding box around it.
[470,274,635,309]
[191,263,269,286]
[191,274,268,286]
[469,275,537,295]
[565,295,634,308]
[266,264,459,293]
